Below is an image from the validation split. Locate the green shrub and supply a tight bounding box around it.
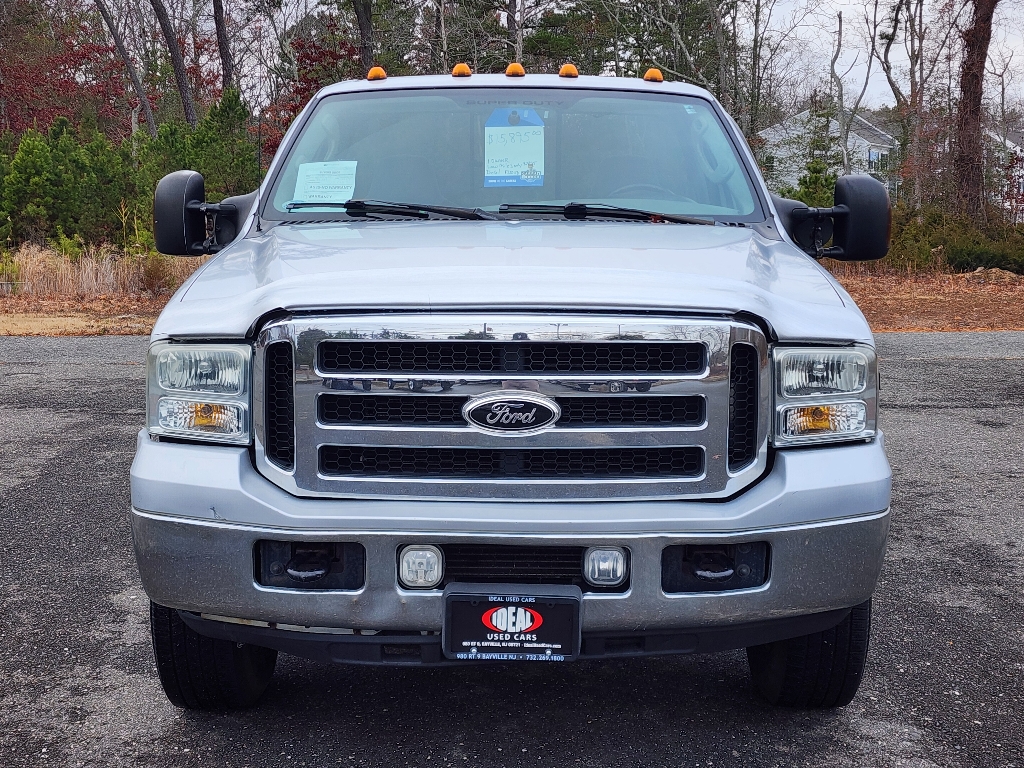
[944,236,1024,273]
[50,226,85,260]
[882,205,1024,273]
[0,92,261,251]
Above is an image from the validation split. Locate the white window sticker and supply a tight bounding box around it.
[292,161,358,205]
[484,109,544,187]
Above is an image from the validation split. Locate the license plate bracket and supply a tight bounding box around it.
[442,583,582,661]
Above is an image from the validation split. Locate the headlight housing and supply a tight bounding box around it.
[147,342,252,444]
[772,345,876,446]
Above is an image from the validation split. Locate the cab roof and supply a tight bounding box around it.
[313,73,717,102]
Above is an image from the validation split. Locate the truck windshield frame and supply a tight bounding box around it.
[260,87,767,225]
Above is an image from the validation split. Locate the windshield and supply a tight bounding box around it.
[265,87,762,222]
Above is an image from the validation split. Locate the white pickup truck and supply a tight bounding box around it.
[133,66,892,710]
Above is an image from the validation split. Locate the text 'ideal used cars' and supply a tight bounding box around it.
[133,63,892,710]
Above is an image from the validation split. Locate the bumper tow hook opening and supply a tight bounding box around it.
[285,546,333,583]
[693,550,735,582]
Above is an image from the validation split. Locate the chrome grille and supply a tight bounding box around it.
[254,315,770,501]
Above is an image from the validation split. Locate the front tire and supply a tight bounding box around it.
[150,602,278,709]
[746,600,872,708]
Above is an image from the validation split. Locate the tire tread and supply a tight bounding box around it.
[149,602,277,710]
[747,600,872,709]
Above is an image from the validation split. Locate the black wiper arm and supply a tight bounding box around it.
[285,199,496,220]
[498,202,715,226]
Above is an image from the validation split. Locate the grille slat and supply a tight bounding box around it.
[320,446,704,478]
[319,341,705,375]
[559,396,704,425]
[320,395,466,425]
[318,394,704,427]
[728,343,759,471]
[265,342,295,469]
[440,544,627,592]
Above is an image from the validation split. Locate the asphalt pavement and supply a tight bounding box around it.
[0,333,1021,768]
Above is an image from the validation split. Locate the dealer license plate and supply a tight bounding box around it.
[442,583,582,661]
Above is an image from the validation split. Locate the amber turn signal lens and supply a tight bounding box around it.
[505,62,526,77]
[451,62,472,77]
[643,67,664,82]
[366,66,387,81]
[558,63,579,78]
[781,402,867,438]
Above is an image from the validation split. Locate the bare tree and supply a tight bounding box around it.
[95,0,158,137]
[953,0,1002,213]
[212,0,234,90]
[987,46,1014,146]
[871,0,966,207]
[149,0,198,126]
[830,11,873,175]
[604,0,810,137]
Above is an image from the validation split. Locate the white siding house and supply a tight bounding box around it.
[757,110,897,192]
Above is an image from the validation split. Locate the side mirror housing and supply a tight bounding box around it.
[772,174,891,261]
[153,170,248,256]
[154,170,207,256]
[830,174,891,261]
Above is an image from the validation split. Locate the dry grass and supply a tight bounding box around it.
[0,244,206,336]
[834,268,1024,332]
[0,243,206,297]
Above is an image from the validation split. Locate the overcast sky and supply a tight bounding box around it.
[788,0,1024,109]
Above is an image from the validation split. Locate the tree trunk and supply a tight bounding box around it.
[507,0,518,61]
[212,0,234,90]
[95,0,157,138]
[352,0,374,74]
[149,0,197,127]
[953,0,1000,214]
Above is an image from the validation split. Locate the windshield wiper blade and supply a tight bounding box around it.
[285,199,496,220]
[497,202,715,226]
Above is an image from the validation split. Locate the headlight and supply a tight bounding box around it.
[147,342,251,444]
[773,346,876,446]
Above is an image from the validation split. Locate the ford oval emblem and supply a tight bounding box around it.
[462,390,561,437]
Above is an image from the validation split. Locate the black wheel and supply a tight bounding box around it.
[150,602,278,710]
[746,600,872,708]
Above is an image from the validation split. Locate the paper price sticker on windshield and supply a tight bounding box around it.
[293,161,358,204]
[484,109,544,187]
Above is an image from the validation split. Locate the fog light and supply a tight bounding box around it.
[584,547,627,587]
[399,545,443,589]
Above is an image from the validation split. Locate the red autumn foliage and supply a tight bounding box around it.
[259,16,361,157]
[0,0,124,136]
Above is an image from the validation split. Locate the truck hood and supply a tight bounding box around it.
[153,220,872,343]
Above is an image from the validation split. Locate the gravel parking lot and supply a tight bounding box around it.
[0,333,1021,768]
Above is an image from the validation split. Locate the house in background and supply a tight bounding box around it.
[991,128,1024,222]
[757,109,898,193]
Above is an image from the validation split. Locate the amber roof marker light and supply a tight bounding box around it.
[643,67,664,82]
[505,62,526,77]
[367,66,387,81]
[559,63,579,78]
[452,62,472,77]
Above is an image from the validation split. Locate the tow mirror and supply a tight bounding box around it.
[153,170,240,256]
[773,174,891,261]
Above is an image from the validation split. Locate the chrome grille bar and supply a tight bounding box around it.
[254,315,770,501]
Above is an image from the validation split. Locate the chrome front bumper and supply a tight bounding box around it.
[130,431,891,633]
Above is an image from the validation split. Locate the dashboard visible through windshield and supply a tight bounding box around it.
[265,87,763,223]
